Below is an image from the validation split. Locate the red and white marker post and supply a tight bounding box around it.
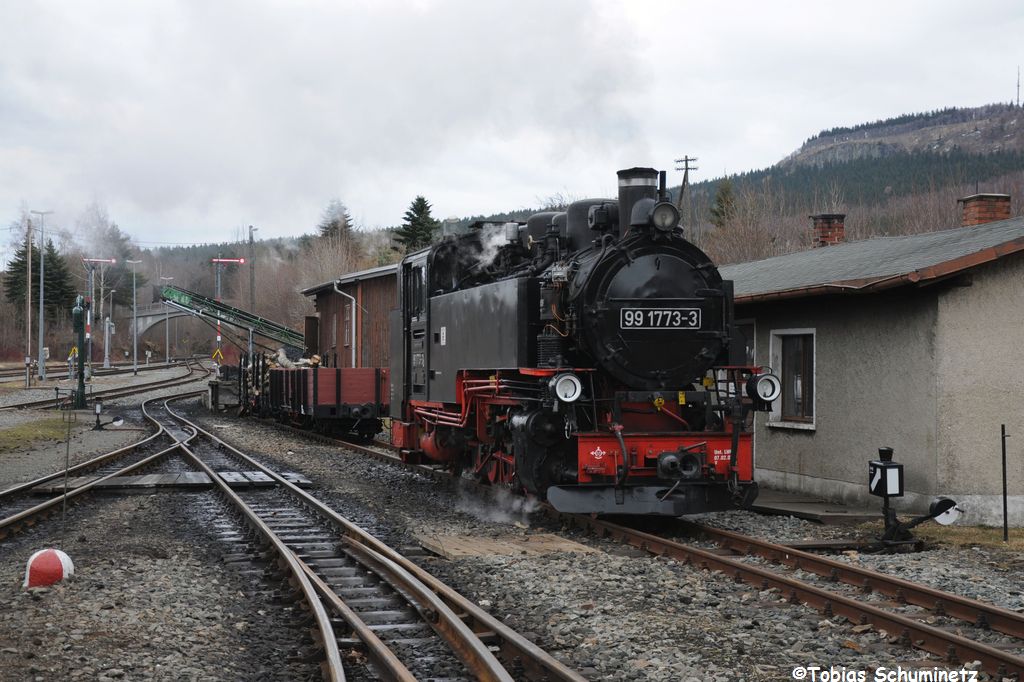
[23,549,75,589]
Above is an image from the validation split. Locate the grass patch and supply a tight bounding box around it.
[0,417,70,453]
[916,524,1024,550]
[0,380,30,390]
[846,519,1022,550]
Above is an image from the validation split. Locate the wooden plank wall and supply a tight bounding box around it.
[313,274,397,369]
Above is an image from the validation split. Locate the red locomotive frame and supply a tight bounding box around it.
[392,365,761,513]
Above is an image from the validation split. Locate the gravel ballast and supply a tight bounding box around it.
[0,491,315,681]
[3,386,1021,680]
[183,403,1022,680]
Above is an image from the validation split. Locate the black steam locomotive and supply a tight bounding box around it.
[388,167,779,515]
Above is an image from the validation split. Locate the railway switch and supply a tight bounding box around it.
[869,446,960,550]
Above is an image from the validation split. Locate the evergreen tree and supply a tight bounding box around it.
[3,237,77,320]
[394,196,440,252]
[709,178,737,229]
[43,240,77,315]
[3,236,33,315]
[317,199,353,241]
[314,199,364,265]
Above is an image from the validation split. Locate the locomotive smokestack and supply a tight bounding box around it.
[617,167,659,237]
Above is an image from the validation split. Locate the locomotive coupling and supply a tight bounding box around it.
[657,450,703,480]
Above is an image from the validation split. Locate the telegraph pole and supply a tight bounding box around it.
[674,156,698,211]
[31,210,53,381]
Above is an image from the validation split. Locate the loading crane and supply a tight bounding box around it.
[160,285,304,355]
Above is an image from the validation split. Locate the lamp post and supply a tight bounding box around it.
[31,209,53,381]
[160,276,173,364]
[126,260,141,375]
[103,289,116,369]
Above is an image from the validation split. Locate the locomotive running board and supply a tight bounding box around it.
[547,485,737,517]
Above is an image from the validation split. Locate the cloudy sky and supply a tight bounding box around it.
[1,0,1021,258]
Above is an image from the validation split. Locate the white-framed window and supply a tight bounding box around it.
[768,328,815,430]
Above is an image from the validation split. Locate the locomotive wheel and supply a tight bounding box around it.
[473,449,509,485]
[474,458,497,485]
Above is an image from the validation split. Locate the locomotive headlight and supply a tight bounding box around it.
[746,373,782,403]
[650,202,679,232]
[550,373,583,402]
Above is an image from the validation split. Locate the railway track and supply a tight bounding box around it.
[0,360,185,382]
[559,515,1024,678]
[255,422,1024,678]
[0,359,211,411]
[0,393,201,540]
[679,520,1024,640]
[152,398,585,681]
[2,394,584,679]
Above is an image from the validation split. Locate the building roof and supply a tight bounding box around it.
[301,262,398,297]
[719,216,1024,303]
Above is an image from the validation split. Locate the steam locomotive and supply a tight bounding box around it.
[266,167,780,516]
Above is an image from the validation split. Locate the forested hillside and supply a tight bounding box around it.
[672,103,1024,263]
[4,103,1024,359]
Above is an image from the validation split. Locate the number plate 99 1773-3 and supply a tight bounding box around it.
[620,308,701,329]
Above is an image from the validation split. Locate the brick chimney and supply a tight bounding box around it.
[957,193,1011,226]
[810,213,846,247]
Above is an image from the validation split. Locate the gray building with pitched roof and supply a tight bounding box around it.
[720,197,1023,525]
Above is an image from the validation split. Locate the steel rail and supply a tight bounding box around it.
[273,427,1024,679]
[0,359,193,381]
[171,399,584,682]
[172,438,345,682]
[0,391,205,540]
[0,359,208,411]
[298,562,418,682]
[0,388,206,504]
[0,442,183,540]
[556,514,1024,678]
[682,520,1024,639]
[0,426,166,502]
[342,536,513,682]
[0,392,198,540]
